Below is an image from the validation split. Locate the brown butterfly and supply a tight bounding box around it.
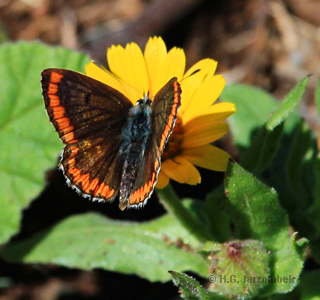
[41,69,181,210]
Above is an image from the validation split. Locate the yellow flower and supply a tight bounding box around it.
[85,36,236,188]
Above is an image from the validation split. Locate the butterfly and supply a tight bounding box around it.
[41,68,181,210]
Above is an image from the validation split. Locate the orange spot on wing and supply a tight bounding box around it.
[78,173,90,190]
[85,178,99,193]
[53,106,65,119]
[102,184,114,198]
[56,117,70,130]
[48,82,58,94]
[92,181,115,198]
[51,72,64,83]
[94,182,105,195]
[62,131,77,144]
[67,145,79,158]
[49,98,60,107]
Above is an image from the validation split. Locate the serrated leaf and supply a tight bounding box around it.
[169,271,226,300]
[224,162,306,295]
[199,240,270,299]
[221,84,278,152]
[2,213,208,282]
[266,75,310,130]
[0,42,90,243]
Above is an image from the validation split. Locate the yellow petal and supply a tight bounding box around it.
[181,75,226,124]
[198,102,236,121]
[181,105,236,136]
[158,47,186,91]
[179,59,218,118]
[184,58,217,79]
[106,44,127,80]
[144,36,167,97]
[107,43,149,97]
[156,170,170,189]
[85,62,136,104]
[161,156,201,185]
[182,145,230,172]
[182,122,229,148]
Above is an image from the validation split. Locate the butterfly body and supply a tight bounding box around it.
[41,68,181,210]
[119,98,153,209]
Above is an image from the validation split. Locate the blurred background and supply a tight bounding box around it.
[0,0,319,299]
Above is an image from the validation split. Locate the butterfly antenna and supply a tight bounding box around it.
[93,62,142,100]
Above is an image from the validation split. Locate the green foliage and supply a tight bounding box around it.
[300,271,320,300]
[221,84,278,153]
[2,212,207,282]
[0,42,318,299]
[224,163,307,295]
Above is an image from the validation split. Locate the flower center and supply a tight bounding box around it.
[161,117,184,162]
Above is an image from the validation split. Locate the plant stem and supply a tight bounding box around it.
[157,184,212,242]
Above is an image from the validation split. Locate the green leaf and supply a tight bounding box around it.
[221,84,278,152]
[300,270,320,300]
[2,213,208,282]
[224,162,307,295]
[241,123,284,174]
[313,152,320,208]
[0,42,90,243]
[198,239,270,299]
[203,187,231,243]
[241,76,309,174]
[158,185,213,241]
[286,121,316,206]
[225,163,288,245]
[263,117,318,238]
[269,119,319,241]
[169,271,226,300]
[266,75,310,130]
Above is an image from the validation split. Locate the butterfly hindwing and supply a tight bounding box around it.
[41,68,133,201]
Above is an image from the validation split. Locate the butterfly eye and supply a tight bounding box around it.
[136,99,152,106]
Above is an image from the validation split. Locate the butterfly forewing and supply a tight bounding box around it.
[128,77,181,207]
[41,69,133,201]
[151,77,182,152]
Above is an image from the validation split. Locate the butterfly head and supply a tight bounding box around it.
[136,92,152,106]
